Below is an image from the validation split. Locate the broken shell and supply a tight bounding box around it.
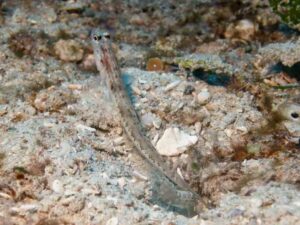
[156,127,198,156]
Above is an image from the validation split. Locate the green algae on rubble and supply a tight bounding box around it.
[269,0,300,29]
[257,38,300,68]
[174,53,235,75]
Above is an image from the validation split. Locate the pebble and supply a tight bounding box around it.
[0,192,12,199]
[10,204,39,214]
[225,19,256,41]
[34,95,47,112]
[152,133,160,145]
[132,85,142,96]
[52,179,64,194]
[75,124,96,133]
[68,84,82,90]
[141,112,155,128]
[153,117,162,129]
[164,80,181,92]
[194,122,202,133]
[235,19,256,41]
[197,90,211,105]
[113,136,125,145]
[61,2,85,13]
[118,177,126,189]
[228,208,244,218]
[106,217,119,225]
[247,143,261,155]
[156,127,198,156]
[283,121,300,136]
[129,13,149,26]
[224,128,234,137]
[141,112,162,129]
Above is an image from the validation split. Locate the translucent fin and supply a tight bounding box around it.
[148,171,199,217]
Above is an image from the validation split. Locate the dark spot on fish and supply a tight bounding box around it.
[110,82,115,91]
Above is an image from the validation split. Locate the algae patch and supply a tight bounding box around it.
[269,0,300,30]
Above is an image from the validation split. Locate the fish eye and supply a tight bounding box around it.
[103,33,110,39]
[93,35,102,41]
[291,112,299,119]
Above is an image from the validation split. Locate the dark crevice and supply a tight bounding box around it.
[192,68,231,86]
[270,62,300,81]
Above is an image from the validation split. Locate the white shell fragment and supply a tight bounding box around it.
[106,217,119,225]
[164,80,181,92]
[51,179,64,194]
[156,127,198,156]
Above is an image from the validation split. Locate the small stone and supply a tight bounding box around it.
[249,198,262,208]
[156,127,198,156]
[229,208,244,218]
[197,90,211,105]
[52,180,64,194]
[113,137,125,145]
[194,122,202,133]
[143,84,151,91]
[81,183,102,196]
[225,19,256,41]
[62,2,85,13]
[129,13,149,26]
[118,177,126,189]
[54,39,84,62]
[34,95,47,112]
[283,121,300,136]
[11,204,39,214]
[141,112,155,129]
[235,19,256,41]
[153,117,162,129]
[116,127,123,135]
[68,84,82,90]
[152,133,160,145]
[164,80,181,92]
[224,128,234,137]
[247,143,261,155]
[0,192,12,199]
[75,124,96,133]
[141,112,161,129]
[106,217,119,225]
[132,86,142,96]
[132,170,148,181]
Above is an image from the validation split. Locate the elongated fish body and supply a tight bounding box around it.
[91,29,200,216]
